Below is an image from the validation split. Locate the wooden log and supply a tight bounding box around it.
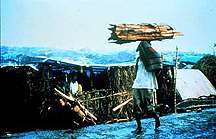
[54,88,98,121]
[176,99,216,108]
[77,100,98,121]
[54,88,75,101]
[179,104,216,111]
[112,98,133,112]
[106,118,129,124]
[81,91,129,102]
[108,23,183,44]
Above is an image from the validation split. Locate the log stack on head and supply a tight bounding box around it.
[108,23,183,44]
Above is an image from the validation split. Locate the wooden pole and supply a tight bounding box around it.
[173,46,178,113]
[54,88,97,121]
[112,98,133,112]
[82,91,129,101]
[54,88,75,101]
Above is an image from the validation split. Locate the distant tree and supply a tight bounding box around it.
[214,43,216,56]
[209,43,216,55]
[192,55,216,88]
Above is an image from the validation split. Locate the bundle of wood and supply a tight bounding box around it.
[108,23,183,44]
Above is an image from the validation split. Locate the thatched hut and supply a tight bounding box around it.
[0,57,178,133]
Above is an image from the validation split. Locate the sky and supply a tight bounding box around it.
[1,0,216,53]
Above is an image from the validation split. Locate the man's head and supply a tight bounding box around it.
[72,73,78,82]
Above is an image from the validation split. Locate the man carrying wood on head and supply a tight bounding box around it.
[132,41,161,134]
[108,23,182,133]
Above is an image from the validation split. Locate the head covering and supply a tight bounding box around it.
[136,41,151,52]
[136,41,162,71]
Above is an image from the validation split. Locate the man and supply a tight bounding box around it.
[69,73,79,96]
[132,41,161,133]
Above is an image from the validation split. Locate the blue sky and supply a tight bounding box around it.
[1,0,216,53]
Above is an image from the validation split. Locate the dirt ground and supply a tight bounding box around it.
[2,108,216,139]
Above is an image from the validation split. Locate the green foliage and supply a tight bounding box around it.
[192,55,216,88]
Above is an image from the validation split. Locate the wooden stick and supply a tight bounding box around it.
[109,23,183,43]
[82,91,129,102]
[54,88,75,101]
[112,98,133,112]
[54,88,97,121]
[77,101,98,121]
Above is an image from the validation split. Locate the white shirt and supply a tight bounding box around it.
[132,59,158,89]
[70,81,78,94]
